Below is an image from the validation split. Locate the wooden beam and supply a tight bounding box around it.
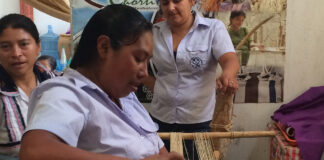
[158,131,277,140]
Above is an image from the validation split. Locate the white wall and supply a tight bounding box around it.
[33,8,70,36]
[0,0,20,17]
[226,0,324,159]
[0,0,70,36]
[284,0,324,101]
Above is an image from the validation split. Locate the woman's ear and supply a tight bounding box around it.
[97,35,111,58]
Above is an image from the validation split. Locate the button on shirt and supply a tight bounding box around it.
[149,13,235,124]
[25,69,164,160]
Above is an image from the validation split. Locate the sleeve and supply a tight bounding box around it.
[157,136,165,149]
[0,99,4,132]
[211,21,236,60]
[25,85,88,147]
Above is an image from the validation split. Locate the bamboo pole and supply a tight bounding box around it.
[158,131,277,140]
[236,15,275,50]
[170,133,183,155]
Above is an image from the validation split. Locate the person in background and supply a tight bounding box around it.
[0,14,53,160]
[36,55,56,72]
[36,55,62,76]
[142,0,240,159]
[228,10,250,66]
[19,4,183,160]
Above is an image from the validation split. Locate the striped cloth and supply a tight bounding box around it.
[0,63,53,156]
[0,91,25,147]
[234,72,283,103]
[268,123,302,160]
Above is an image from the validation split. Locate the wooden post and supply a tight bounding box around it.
[20,0,34,21]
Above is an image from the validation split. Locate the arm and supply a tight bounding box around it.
[19,130,129,160]
[216,52,240,95]
[159,147,169,155]
[141,75,156,92]
[20,130,184,160]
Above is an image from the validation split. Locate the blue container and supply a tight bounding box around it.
[40,25,59,60]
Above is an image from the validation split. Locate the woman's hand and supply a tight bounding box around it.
[216,72,238,96]
[217,52,240,95]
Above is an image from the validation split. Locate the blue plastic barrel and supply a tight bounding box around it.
[40,25,59,60]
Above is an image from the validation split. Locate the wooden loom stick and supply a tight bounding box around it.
[170,133,183,155]
[158,131,277,140]
[236,15,275,50]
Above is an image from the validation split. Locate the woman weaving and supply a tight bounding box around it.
[19,4,183,160]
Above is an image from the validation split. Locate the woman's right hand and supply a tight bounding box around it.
[142,152,184,160]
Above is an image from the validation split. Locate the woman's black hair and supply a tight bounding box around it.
[37,55,57,71]
[0,14,40,43]
[229,10,246,25]
[70,4,153,69]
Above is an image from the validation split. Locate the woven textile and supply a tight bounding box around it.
[268,123,302,160]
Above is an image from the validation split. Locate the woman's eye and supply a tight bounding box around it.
[161,0,169,5]
[135,57,143,63]
[0,44,9,49]
[20,42,30,48]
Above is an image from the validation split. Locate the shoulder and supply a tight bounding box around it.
[153,21,169,42]
[196,17,229,38]
[212,19,227,30]
[32,76,80,101]
[153,21,168,31]
[29,75,90,120]
[198,15,226,29]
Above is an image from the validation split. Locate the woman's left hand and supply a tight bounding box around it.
[216,72,238,96]
[217,52,240,96]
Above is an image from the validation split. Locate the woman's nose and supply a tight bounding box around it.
[139,63,148,78]
[167,2,176,12]
[12,45,23,57]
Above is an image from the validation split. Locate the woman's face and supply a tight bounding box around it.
[0,27,40,77]
[100,31,153,99]
[160,0,195,27]
[231,15,245,30]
